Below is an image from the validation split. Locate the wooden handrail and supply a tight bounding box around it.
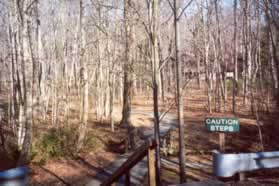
[101,138,157,186]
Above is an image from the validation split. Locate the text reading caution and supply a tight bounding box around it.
[205,118,240,132]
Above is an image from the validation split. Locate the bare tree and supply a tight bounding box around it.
[232,0,238,113]
[121,0,135,149]
[77,0,89,151]
[151,0,161,183]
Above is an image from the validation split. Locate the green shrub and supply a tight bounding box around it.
[33,127,78,162]
[255,78,273,89]
[226,79,233,91]
[82,130,99,153]
[227,78,272,92]
[41,129,64,157]
[32,126,101,163]
[226,79,243,93]
[237,79,243,91]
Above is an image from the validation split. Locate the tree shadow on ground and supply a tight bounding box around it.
[105,139,126,154]
[0,149,16,171]
[36,166,71,186]
[29,152,116,186]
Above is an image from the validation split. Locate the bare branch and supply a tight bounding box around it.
[178,0,194,20]
[166,0,175,12]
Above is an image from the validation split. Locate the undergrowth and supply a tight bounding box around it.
[32,126,101,165]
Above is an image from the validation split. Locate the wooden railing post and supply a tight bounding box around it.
[238,172,245,181]
[162,137,167,156]
[148,145,156,186]
[125,171,130,186]
[125,138,129,153]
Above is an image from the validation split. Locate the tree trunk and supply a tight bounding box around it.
[77,0,89,151]
[202,0,212,113]
[17,0,34,165]
[121,0,135,149]
[174,0,186,183]
[151,0,161,183]
[8,17,17,133]
[232,0,237,113]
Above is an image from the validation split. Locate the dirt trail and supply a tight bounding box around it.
[87,110,177,185]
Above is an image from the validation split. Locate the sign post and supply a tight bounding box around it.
[205,117,240,152]
[219,133,225,152]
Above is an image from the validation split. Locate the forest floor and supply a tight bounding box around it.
[1,82,279,185]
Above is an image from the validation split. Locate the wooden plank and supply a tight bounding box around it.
[101,139,156,186]
[148,146,156,186]
[161,157,212,172]
[125,138,129,153]
[170,180,225,186]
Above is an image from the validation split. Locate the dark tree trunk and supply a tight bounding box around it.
[121,0,135,149]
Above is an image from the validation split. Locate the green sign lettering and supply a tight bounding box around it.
[205,117,240,132]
